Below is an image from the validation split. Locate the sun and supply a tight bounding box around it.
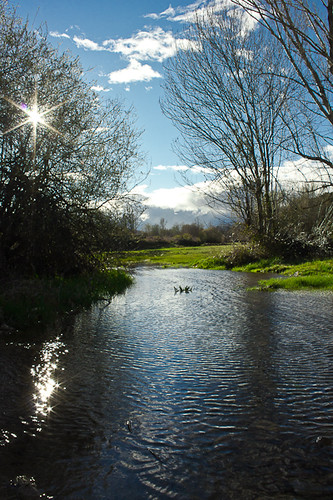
[27,105,45,127]
[1,92,65,138]
[1,90,67,164]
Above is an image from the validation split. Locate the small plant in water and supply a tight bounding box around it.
[174,285,193,294]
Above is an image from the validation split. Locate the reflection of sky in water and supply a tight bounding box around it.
[31,337,67,422]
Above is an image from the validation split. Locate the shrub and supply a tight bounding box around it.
[222,244,267,269]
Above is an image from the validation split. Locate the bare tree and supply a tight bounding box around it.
[230,0,333,181]
[162,8,294,238]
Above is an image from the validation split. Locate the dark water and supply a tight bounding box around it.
[1,267,333,499]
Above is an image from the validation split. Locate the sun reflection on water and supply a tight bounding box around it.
[31,337,66,420]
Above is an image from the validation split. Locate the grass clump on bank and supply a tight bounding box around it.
[109,243,274,271]
[0,269,133,330]
[254,260,333,291]
[257,274,333,291]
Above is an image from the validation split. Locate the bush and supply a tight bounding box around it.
[262,228,333,261]
[222,244,267,269]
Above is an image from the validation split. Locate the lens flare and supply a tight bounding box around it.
[27,105,45,127]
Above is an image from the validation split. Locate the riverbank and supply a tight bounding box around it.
[0,269,133,331]
[108,245,333,291]
[246,259,333,291]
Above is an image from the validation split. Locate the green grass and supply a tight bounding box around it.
[247,259,333,291]
[256,274,333,291]
[232,258,289,274]
[0,269,133,330]
[107,245,234,269]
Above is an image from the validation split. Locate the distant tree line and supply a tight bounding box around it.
[162,0,333,258]
[133,218,237,248]
[0,2,144,277]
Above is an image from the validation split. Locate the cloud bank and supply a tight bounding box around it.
[133,181,224,227]
[133,152,333,227]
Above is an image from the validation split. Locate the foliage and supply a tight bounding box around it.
[137,220,235,248]
[0,269,132,329]
[219,244,267,269]
[263,189,333,259]
[0,2,144,276]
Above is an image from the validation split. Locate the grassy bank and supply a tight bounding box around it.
[108,244,234,269]
[252,260,333,291]
[0,269,133,330]
[108,245,333,291]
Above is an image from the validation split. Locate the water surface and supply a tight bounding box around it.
[1,268,333,499]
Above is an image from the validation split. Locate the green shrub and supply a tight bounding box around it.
[0,269,132,330]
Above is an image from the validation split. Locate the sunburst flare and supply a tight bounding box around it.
[1,89,67,162]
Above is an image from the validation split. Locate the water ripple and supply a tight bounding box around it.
[0,268,333,499]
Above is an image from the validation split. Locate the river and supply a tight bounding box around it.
[0,267,333,499]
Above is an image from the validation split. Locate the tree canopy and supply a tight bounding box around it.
[0,1,144,275]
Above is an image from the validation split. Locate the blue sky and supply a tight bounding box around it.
[11,0,226,226]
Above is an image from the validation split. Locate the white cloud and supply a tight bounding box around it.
[71,28,194,62]
[91,85,111,92]
[50,31,70,39]
[145,1,202,22]
[144,5,177,20]
[145,186,203,211]
[144,0,255,29]
[108,60,162,84]
[68,27,196,85]
[140,206,221,227]
[103,27,193,63]
[133,182,215,214]
[277,155,333,187]
[145,1,232,23]
[73,36,105,51]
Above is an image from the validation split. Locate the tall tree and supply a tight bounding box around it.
[0,2,144,274]
[231,0,333,182]
[162,8,294,238]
